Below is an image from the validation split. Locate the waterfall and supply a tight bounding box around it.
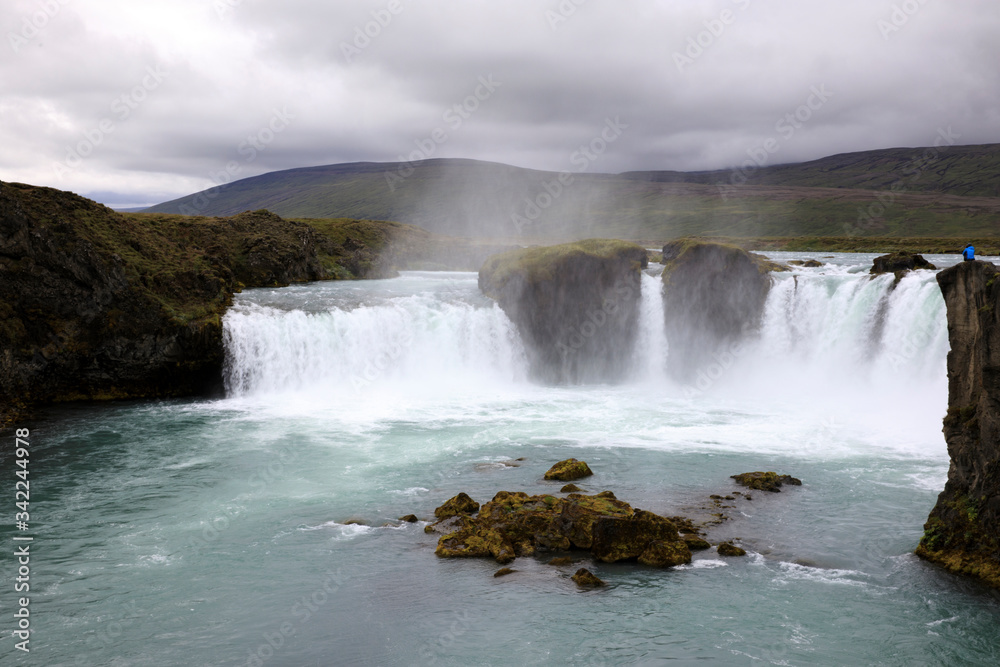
[632,271,669,379]
[223,278,528,397]
[222,268,949,425]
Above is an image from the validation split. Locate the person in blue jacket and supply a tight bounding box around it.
[962,244,975,261]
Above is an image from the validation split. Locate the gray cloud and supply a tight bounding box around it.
[2,0,998,208]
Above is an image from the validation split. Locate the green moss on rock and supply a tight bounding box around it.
[731,471,802,492]
[717,542,747,557]
[544,458,594,481]
[434,490,691,569]
[433,492,481,520]
[571,568,606,587]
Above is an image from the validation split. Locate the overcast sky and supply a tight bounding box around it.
[3,0,999,208]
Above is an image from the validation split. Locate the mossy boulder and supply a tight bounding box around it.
[434,492,481,520]
[572,568,606,587]
[560,484,583,493]
[544,458,594,481]
[478,239,647,383]
[660,240,779,381]
[683,535,712,551]
[717,542,747,557]
[434,491,690,568]
[731,471,802,492]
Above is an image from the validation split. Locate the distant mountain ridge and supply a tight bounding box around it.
[146,144,1000,240]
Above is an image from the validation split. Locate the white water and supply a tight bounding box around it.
[224,275,528,398]
[223,263,949,422]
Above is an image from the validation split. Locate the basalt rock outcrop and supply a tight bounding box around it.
[731,471,802,493]
[660,240,783,381]
[916,260,1000,587]
[0,181,361,422]
[478,239,648,384]
[870,251,936,284]
[433,491,692,568]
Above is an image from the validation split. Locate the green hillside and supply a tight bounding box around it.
[622,143,1000,197]
[146,145,1000,241]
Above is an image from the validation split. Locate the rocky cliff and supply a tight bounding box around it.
[916,261,1000,587]
[660,240,783,381]
[478,239,648,383]
[0,181,408,423]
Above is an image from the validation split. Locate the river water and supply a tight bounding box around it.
[5,253,1000,666]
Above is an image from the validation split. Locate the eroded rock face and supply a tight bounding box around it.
[660,240,779,382]
[916,261,1000,587]
[0,182,331,420]
[478,239,648,384]
[870,251,936,276]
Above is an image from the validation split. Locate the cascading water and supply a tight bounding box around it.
[223,273,528,398]
[223,261,949,410]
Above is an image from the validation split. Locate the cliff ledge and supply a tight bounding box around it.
[916,260,1000,587]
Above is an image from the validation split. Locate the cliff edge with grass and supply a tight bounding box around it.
[478,239,648,383]
[916,260,1000,587]
[0,181,466,423]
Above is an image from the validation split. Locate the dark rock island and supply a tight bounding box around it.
[478,239,648,383]
[870,251,936,284]
[660,240,784,381]
[432,490,692,568]
[917,260,1000,587]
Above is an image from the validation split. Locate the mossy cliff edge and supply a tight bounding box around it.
[0,181,437,423]
[660,240,782,381]
[478,239,648,383]
[916,260,1000,587]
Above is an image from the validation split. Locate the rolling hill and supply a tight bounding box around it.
[146,145,1000,242]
